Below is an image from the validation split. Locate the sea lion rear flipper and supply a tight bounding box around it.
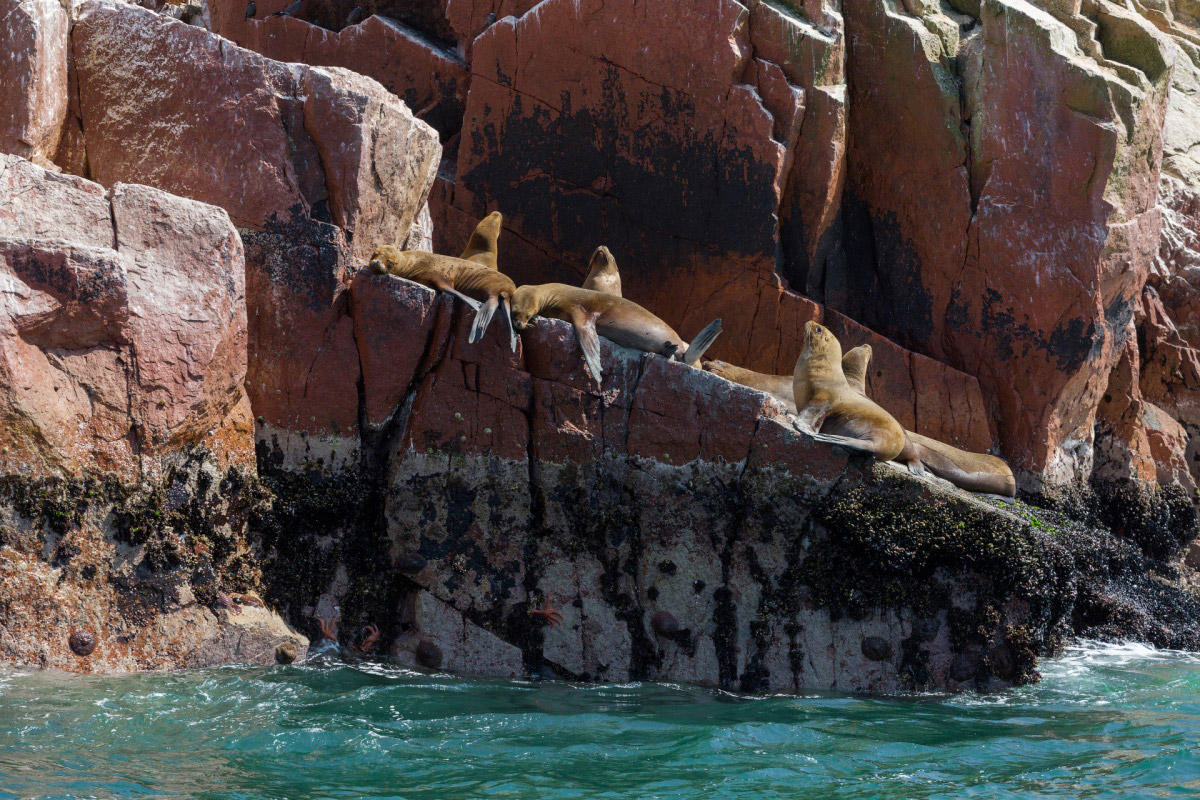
[502,295,518,352]
[570,310,603,384]
[446,288,482,311]
[807,431,878,455]
[681,318,722,366]
[469,295,500,344]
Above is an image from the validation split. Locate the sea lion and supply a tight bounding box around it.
[510,283,722,382]
[369,246,518,350]
[582,245,622,296]
[841,344,1016,496]
[708,343,1015,495]
[705,344,873,414]
[793,321,906,461]
[459,211,502,270]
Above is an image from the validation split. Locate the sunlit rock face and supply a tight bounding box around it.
[0,0,1199,687]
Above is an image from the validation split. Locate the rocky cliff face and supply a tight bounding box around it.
[0,0,1198,689]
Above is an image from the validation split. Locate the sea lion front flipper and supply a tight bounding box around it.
[469,295,500,344]
[905,459,927,477]
[681,318,723,366]
[570,309,603,383]
[502,295,518,352]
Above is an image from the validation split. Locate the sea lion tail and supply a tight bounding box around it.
[469,295,500,344]
[681,318,722,366]
[502,294,518,352]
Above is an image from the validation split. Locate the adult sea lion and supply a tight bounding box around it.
[581,246,622,296]
[709,343,1015,495]
[840,345,1016,496]
[705,343,873,414]
[369,246,518,350]
[510,283,722,382]
[459,211,502,270]
[793,321,906,461]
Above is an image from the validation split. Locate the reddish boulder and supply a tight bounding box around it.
[0,154,251,481]
[0,0,68,167]
[839,0,1173,487]
[208,0,469,138]
[69,0,441,466]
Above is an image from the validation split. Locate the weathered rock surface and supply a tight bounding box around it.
[204,0,1200,501]
[0,0,68,168]
[2,0,1200,689]
[68,0,442,468]
[0,154,251,481]
[0,154,304,672]
[251,273,1198,692]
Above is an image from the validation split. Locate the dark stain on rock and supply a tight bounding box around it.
[415,638,443,668]
[861,635,892,662]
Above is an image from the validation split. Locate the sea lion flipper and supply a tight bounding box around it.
[445,287,482,311]
[807,431,878,455]
[905,459,927,477]
[681,318,722,366]
[502,295,518,352]
[570,310,603,383]
[469,295,500,344]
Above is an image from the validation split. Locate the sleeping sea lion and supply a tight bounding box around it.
[369,246,518,350]
[581,246,622,296]
[792,321,906,461]
[510,283,722,382]
[459,211,502,270]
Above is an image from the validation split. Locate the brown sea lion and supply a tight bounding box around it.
[459,211,502,270]
[841,344,1016,496]
[708,343,1016,495]
[510,283,722,382]
[369,246,518,350]
[582,245,622,296]
[705,343,873,414]
[793,321,906,461]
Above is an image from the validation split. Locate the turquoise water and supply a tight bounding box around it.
[1,643,1198,799]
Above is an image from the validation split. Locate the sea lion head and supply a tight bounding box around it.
[509,285,542,331]
[477,210,503,236]
[842,344,872,394]
[368,245,408,275]
[589,245,613,271]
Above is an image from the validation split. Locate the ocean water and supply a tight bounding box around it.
[1,642,1198,799]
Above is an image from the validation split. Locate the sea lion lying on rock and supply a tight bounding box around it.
[581,245,622,296]
[509,283,722,383]
[842,345,1016,496]
[707,341,1016,495]
[459,211,502,270]
[369,246,518,350]
[705,344,873,414]
[792,321,906,461]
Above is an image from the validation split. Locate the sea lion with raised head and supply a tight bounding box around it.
[705,344,873,414]
[459,211,502,270]
[793,321,906,461]
[709,342,1015,495]
[582,245,622,296]
[369,246,518,350]
[510,283,722,382]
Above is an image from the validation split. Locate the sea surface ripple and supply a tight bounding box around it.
[1,641,1198,799]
